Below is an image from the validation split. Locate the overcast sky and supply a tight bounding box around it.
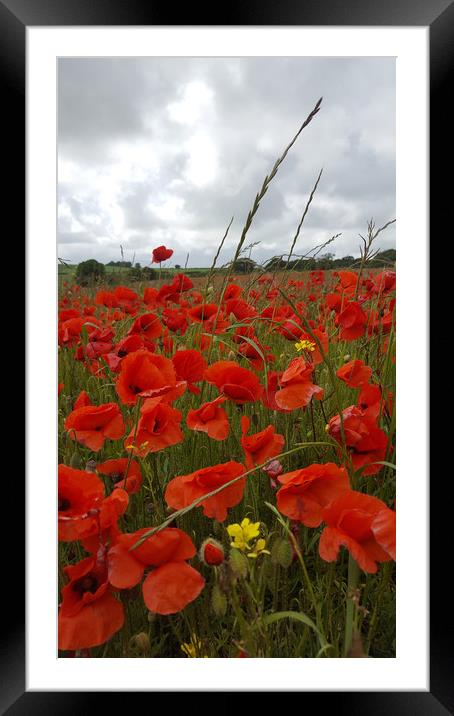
[58,57,395,268]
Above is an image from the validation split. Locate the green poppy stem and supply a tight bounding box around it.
[344,554,360,656]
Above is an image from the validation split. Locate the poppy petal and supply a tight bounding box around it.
[142,562,205,614]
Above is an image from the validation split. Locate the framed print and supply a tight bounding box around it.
[1,0,450,710]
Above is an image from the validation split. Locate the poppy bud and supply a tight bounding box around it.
[229,548,248,579]
[70,452,82,469]
[129,632,151,655]
[211,584,227,617]
[200,538,225,566]
[271,537,293,569]
[262,459,283,479]
[344,354,351,362]
[227,350,236,361]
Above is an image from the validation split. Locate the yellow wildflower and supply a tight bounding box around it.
[294,339,316,353]
[227,518,261,551]
[180,634,208,658]
[227,518,269,559]
[247,538,271,559]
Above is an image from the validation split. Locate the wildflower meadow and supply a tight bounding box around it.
[58,99,396,659]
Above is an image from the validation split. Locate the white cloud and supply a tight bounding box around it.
[167,80,215,126]
[184,132,218,187]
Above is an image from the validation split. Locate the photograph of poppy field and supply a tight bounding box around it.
[58,97,396,660]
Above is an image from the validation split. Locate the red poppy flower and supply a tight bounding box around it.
[165,461,246,522]
[187,303,219,323]
[95,290,118,308]
[371,507,396,560]
[366,306,395,336]
[125,397,184,457]
[105,334,155,373]
[116,349,185,405]
[59,556,124,651]
[328,406,388,475]
[326,293,342,313]
[172,349,207,394]
[59,308,81,321]
[224,298,256,321]
[274,357,324,411]
[276,463,350,527]
[127,312,163,340]
[143,562,204,614]
[143,287,159,305]
[170,272,193,294]
[107,527,204,614]
[58,465,105,542]
[124,396,183,457]
[319,491,395,573]
[334,270,358,298]
[261,371,289,412]
[152,245,174,263]
[237,338,275,371]
[96,458,142,494]
[240,415,285,470]
[186,395,230,441]
[74,390,92,410]
[223,283,243,301]
[310,270,325,285]
[336,359,372,388]
[97,488,129,533]
[58,316,102,347]
[161,307,188,335]
[113,286,140,314]
[64,403,125,452]
[335,301,367,341]
[204,360,262,404]
[372,270,396,295]
[293,328,328,365]
[357,384,382,420]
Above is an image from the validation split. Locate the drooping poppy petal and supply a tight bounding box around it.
[64,403,125,452]
[371,508,396,560]
[186,395,230,441]
[142,562,205,614]
[58,465,105,542]
[276,463,350,527]
[165,461,246,522]
[204,361,262,404]
[59,592,124,651]
[319,491,395,573]
[107,544,145,590]
[336,359,372,388]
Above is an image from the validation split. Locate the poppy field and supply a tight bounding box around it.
[58,104,396,659]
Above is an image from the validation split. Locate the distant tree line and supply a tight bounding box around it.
[263,248,396,272]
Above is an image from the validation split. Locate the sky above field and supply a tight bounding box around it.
[58,57,395,268]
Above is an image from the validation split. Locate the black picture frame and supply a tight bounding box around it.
[4,0,449,711]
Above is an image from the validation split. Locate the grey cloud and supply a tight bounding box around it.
[58,56,395,265]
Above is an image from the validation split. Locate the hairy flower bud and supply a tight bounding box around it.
[70,452,82,469]
[200,538,225,566]
[129,632,151,655]
[271,537,293,569]
[229,548,248,579]
[211,584,227,616]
